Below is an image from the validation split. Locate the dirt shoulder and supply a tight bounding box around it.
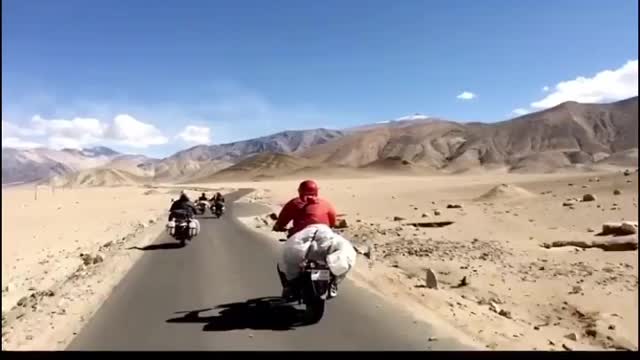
[229,171,638,351]
[1,186,231,350]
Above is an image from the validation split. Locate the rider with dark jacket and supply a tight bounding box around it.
[198,193,208,202]
[210,192,225,212]
[169,193,197,221]
[211,192,225,203]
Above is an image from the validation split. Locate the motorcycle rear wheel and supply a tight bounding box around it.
[303,297,325,324]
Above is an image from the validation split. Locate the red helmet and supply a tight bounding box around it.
[298,180,319,197]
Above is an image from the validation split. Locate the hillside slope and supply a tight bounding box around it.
[301,97,638,173]
[153,128,343,181]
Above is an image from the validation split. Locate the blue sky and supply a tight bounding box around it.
[2,0,638,157]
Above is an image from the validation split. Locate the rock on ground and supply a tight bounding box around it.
[565,333,579,341]
[620,221,638,235]
[425,268,439,289]
[602,222,637,236]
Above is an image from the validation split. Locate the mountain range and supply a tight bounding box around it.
[2,97,637,186]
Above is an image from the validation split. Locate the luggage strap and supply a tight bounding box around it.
[303,228,334,260]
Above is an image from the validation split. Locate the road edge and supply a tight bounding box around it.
[232,197,484,350]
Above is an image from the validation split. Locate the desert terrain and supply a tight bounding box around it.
[3,0,638,349]
[0,185,230,350]
[1,168,638,350]
[224,169,638,351]
[2,97,638,350]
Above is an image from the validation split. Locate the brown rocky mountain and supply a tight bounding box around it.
[151,128,343,182]
[2,146,123,185]
[302,97,638,173]
[2,129,343,185]
[4,97,636,186]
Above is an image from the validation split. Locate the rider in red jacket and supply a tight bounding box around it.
[272,180,337,237]
[273,180,339,299]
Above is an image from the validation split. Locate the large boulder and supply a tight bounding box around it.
[602,222,637,236]
[621,221,638,235]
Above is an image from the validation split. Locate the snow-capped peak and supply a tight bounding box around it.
[394,113,430,121]
[81,146,119,157]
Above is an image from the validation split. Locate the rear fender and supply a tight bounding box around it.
[303,265,331,300]
[176,223,190,239]
[312,280,330,300]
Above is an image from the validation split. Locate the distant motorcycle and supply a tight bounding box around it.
[195,201,208,215]
[212,202,225,218]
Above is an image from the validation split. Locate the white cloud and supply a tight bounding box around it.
[177,125,211,145]
[542,86,550,92]
[31,115,107,149]
[2,137,43,149]
[2,82,349,150]
[31,115,106,138]
[106,114,168,148]
[2,114,168,150]
[511,108,530,116]
[457,91,477,100]
[2,120,44,137]
[46,136,86,150]
[531,60,638,109]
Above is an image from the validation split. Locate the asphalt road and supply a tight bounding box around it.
[68,189,471,350]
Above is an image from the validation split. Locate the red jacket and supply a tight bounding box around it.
[274,196,337,237]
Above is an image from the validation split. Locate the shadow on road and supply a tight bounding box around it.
[128,242,186,251]
[166,297,310,331]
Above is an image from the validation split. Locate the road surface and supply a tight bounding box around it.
[68,189,472,350]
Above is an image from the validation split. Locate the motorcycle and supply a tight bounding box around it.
[277,237,335,324]
[166,210,198,245]
[195,201,208,215]
[213,202,225,218]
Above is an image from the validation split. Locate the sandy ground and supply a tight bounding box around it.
[211,169,639,351]
[2,170,637,350]
[0,185,228,350]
